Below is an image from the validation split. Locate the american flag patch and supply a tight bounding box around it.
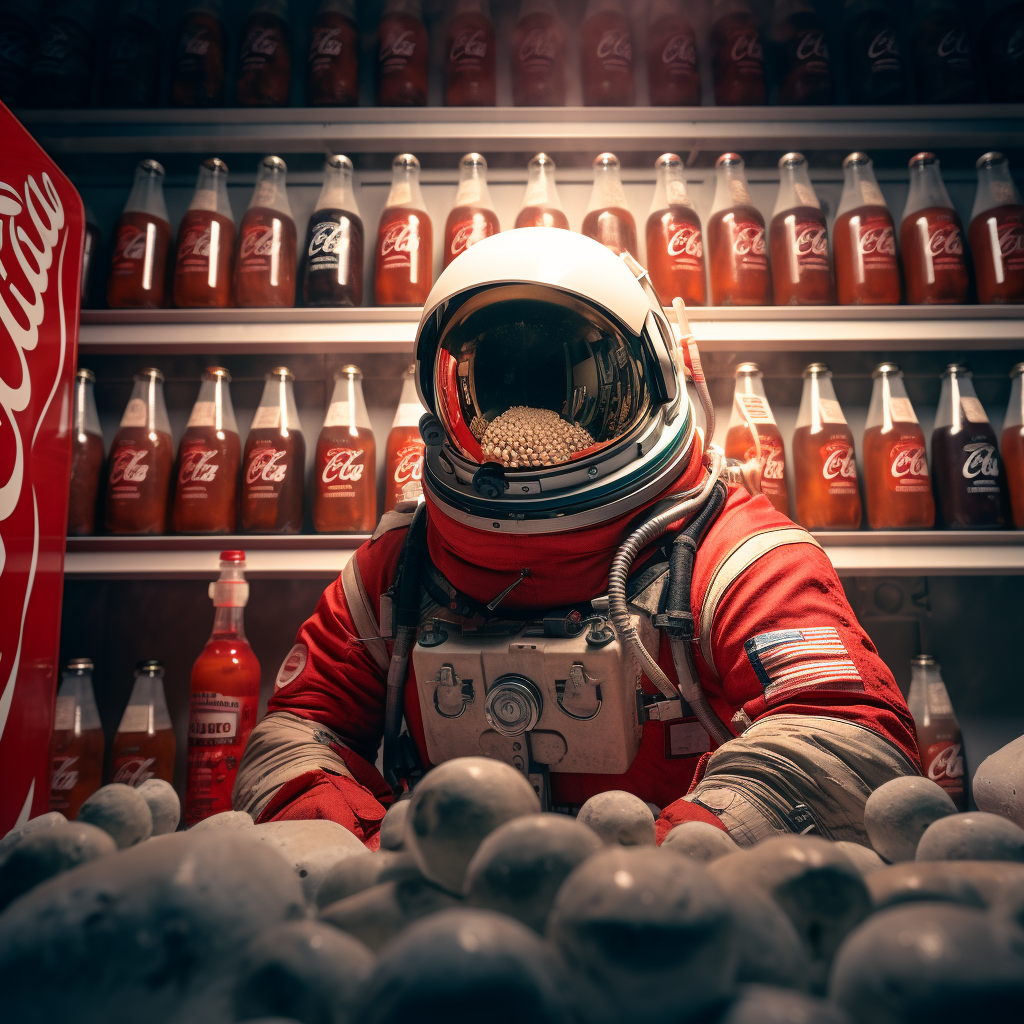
[744,627,864,704]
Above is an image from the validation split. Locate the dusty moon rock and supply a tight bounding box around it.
[830,903,1024,1023]
[577,790,656,847]
[833,841,885,878]
[866,861,987,911]
[662,821,740,863]
[863,776,957,863]
[0,812,68,864]
[972,734,1024,829]
[0,830,305,1024]
[354,908,568,1024]
[233,920,375,1024]
[378,799,410,851]
[315,850,421,909]
[136,779,180,836]
[77,784,153,849]
[406,757,541,894]
[188,809,254,832]
[548,846,736,1023]
[916,811,1024,862]
[716,985,853,1023]
[464,813,602,933]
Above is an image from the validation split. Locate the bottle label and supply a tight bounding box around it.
[888,397,918,424]
[518,27,557,69]
[241,25,281,70]
[960,397,989,424]
[448,218,490,258]
[110,447,150,484]
[730,220,767,268]
[995,213,1024,270]
[821,440,857,489]
[962,442,1000,491]
[117,705,152,733]
[245,445,289,486]
[110,221,153,277]
[307,219,347,265]
[111,755,158,787]
[49,755,80,796]
[312,25,345,59]
[321,446,366,484]
[595,29,632,72]
[736,392,775,425]
[238,222,280,270]
[926,218,965,269]
[725,28,763,72]
[120,397,148,428]
[867,28,901,71]
[379,221,420,269]
[857,215,897,268]
[665,223,703,267]
[449,27,488,71]
[380,24,417,73]
[53,695,76,731]
[922,740,965,799]
[187,401,217,427]
[937,28,971,65]
[818,398,847,424]
[176,222,216,273]
[251,405,282,429]
[393,441,424,486]
[662,32,697,72]
[794,28,829,66]
[887,439,930,492]
[178,441,221,485]
[792,219,830,271]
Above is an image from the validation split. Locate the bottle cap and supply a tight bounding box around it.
[268,366,295,380]
[842,152,871,169]
[204,366,232,381]
[393,153,420,172]
[593,152,620,170]
[942,363,971,378]
[137,367,165,382]
[802,362,830,377]
[220,550,246,562]
[406,363,416,376]
[908,152,938,169]
[203,157,229,174]
[911,654,937,666]
[261,155,288,173]
[716,152,744,168]
[872,362,901,378]
[1011,362,1024,378]
[976,151,1007,170]
[326,154,354,171]
[778,152,806,169]
[135,659,164,673]
[735,361,761,376]
[656,153,683,170]
[461,152,487,170]
[138,159,166,178]
[66,657,94,671]
[76,368,96,383]
[336,365,363,378]
[530,153,555,170]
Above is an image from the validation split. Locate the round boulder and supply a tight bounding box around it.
[464,813,602,933]
[136,779,180,836]
[662,821,740,863]
[77,784,153,849]
[833,842,885,878]
[378,799,410,851]
[866,862,987,911]
[577,790,656,847]
[916,811,1024,863]
[863,776,958,863]
[972,734,1024,830]
[188,809,254,833]
[0,811,68,865]
[316,850,421,909]
[406,757,541,894]
[717,985,853,1023]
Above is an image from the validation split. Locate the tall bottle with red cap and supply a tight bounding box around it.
[444,153,500,269]
[307,0,359,106]
[1002,362,1024,529]
[377,0,429,106]
[969,152,1024,305]
[511,0,566,106]
[184,550,262,826]
[375,154,433,305]
[68,368,105,536]
[445,0,496,106]
[645,153,706,307]
[237,0,291,106]
[235,156,297,308]
[385,365,427,511]
[173,158,236,309]
[580,0,635,106]
[515,153,569,230]
[710,0,767,106]
[647,0,700,106]
[582,153,637,257]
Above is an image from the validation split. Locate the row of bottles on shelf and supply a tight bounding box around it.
[51,552,262,826]
[87,146,1024,311]
[5,0,1023,110]
[69,364,425,536]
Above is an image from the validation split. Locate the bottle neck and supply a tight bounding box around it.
[190,166,234,221]
[837,162,888,218]
[773,165,820,219]
[454,165,494,210]
[212,605,246,638]
[75,378,102,437]
[249,168,293,219]
[521,162,563,211]
[904,164,954,220]
[124,172,169,223]
[1007,371,1024,430]
[649,163,692,216]
[315,165,361,219]
[971,162,1022,221]
[711,165,753,216]
[586,165,629,214]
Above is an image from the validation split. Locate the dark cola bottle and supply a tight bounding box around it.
[27,0,97,108]
[238,0,292,107]
[302,154,364,307]
[911,0,979,103]
[843,0,908,104]
[0,2,39,106]
[101,0,162,108]
[81,209,101,309]
[710,0,767,106]
[171,0,227,107]
[307,0,359,106]
[771,0,833,105]
[647,0,700,106]
[511,0,566,106]
[981,0,1024,102]
[445,0,497,106]
[377,0,429,107]
[580,0,635,106]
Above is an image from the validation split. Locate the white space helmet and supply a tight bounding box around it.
[414,228,695,533]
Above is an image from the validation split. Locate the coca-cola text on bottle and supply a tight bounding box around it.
[907,655,967,811]
[444,152,500,269]
[235,155,297,308]
[515,152,570,230]
[173,157,236,309]
[386,364,427,511]
[111,660,176,788]
[445,0,496,106]
[171,0,227,107]
[101,0,162,108]
[511,0,567,106]
[645,153,706,307]
[377,0,429,106]
[48,658,104,820]
[375,153,433,305]
[307,0,359,106]
[647,0,700,106]
[843,0,908,104]
[67,368,105,536]
[710,0,767,106]
[237,0,292,107]
[303,154,364,307]
[582,152,637,257]
[772,0,833,105]
[911,0,979,104]
[969,151,1024,305]
[580,0,635,106]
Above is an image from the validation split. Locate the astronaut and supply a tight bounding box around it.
[234,229,919,848]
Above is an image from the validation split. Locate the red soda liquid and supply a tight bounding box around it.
[707,207,772,305]
[375,206,433,305]
[105,425,175,534]
[444,205,500,268]
[307,9,359,106]
[385,424,425,511]
[793,424,861,529]
[240,428,305,533]
[515,206,570,229]
[711,9,766,105]
[49,728,104,820]
[171,9,226,107]
[582,207,637,257]
[237,10,291,106]
[171,426,241,533]
[647,15,699,106]
[580,8,634,106]
[725,422,789,517]
[67,432,104,536]
[102,11,162,107]
[776,10,832,104]
[445,10,496,106]
[862,423,935,529]
[173,209,236,308]
[511,11,566,106]
[833,205,901,305]
[107,211,172,309]
[899,205,970,305]
[234,206,297,308]
[969,205,1024,304]
[769,206,834,306]
[377,11,428,106]
[110,728,176,787]
[313,429,377,532]
[982,1,1024,102]
[645,205,706,306]
[1002,423,1024,528]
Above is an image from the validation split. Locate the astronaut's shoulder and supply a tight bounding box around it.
[369,501,419,542]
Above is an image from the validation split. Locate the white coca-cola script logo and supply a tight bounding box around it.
[179,447,219,484]
[322,447,365,483]
[50,756,79,791]
[246,448,288,483]
[185,28,212,56]
[181,226,211,259]
[663,33,696,67]
[393,445,423,484]
[596,30,632,63]
[730,31,763,63]
[927,743,964,781]
[112,757,157,787]
[110,448,150,483]
[796,29,828,61]
[115,225,147,262]
[890,445,928,479]
[867,29,898,60]
[313,27,343,57]
[928,223,963,256]
[381,29,416,61]
[667,226,702,258]
[795,223,829,258]
[451,28,487,62]
[998,222,1024,256]
[761,446,785,480]
[823,446,857,480]
[859,225,896,256]
[962,442,999,479]
[243,27,279,58]
[381,223,419,256]
[519,28,556,63]
[309,222,344,256]
[450,223,477,256]
[937,29,970,59]
[733,224,766,257]
[239,226,278,261]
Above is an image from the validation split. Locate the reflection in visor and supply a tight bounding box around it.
[481,406,595,468]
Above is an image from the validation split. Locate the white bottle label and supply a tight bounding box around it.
[888,397,918,424]
[666,181,692,207]
[794,183,818,208]
[54,695,75,731]
[388,182,413,206]
[860,181,885,207]
[120,398,148,427]
[818,398,847,425]
[927,681,954,717]
[960,397,989,424]
[118,705,152,733]
[187,401,217,427]
[736,393,776,425]
[454,177,485,206]
[324,400,355,428]
[729,179,752,206]
[252,405,282,429]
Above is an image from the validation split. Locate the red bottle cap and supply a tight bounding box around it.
[219,550,246,562]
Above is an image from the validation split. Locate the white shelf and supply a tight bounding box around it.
[63,531,1024,580]
[18,104,1024,155]
[77,305,1024,355]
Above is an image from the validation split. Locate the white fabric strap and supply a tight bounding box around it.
[341,554,390,673]
[371,508,416,540]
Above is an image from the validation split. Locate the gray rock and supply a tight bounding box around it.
[406,757,541,894]
[996,879,1024,931]
[577,790,656,847]
[464,813,602,933]
[188,809,254,833]
[378,799,410,851]
[866,861,987,911]
[548,846,736,1023]
[662,821,740,863]
[233,920,375,1024]
[863,776,957,863]
[709,836,870,994]
[973,734,1024,829]
[136,779,180,836]
[717,985,853,1024]
[830,903,1024,1024]
[0,822,116,911]
[833,842,885,878]
[916,811,1024,862]
[0,812,68,865]
[354,908,568,1024]
[252,819,368,904]
[320,876,461,952]
[934,859,1024,903]
[77,784,153,849]
[0,830,305,1024]
[315,851,422,909]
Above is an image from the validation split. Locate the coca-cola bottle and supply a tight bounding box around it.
[771,0,833,105]
[67,368,105,536]
[843,0,907,104]
[386,364,427,511]
[833,152,901,305]
[931,363,1007,529]
[313,365,377,532]
[105,368,175,534]
[1002,362,1024,528]
[911,0,979,104]
[110,660,176,788]
[707,152,772,306]
[302,154,364,308]
[240,367,305,533]
[27,0,96,108]
[900,152,970,306]
[48,658,104,819]
[710,0,766,106]
[171,0,226,107]
[647,0,700,106]
[185,550,261,826]
[515,153,569,230]
[511,0,566,106]
[375,153,433,306]
[0,1,38,107]
[234,156,297,308]
[969,152,1024,304]
[377,0,429,106]
[444,152,500,269]
[582,152,637,257]
[580,0,634,106]
[307,0,359,106]
[862,362,935,529]
[725,362,789,517]
[81,211,101,309]
[171,367,241,534]
[173,157,236,309]
[769,152,834,306]
[237,0,291,107]
[793,363,862,529]
[645,153,706,307]
[907,655,967,810]
[981,0,1024,102]
[101,0,162,108]
[445,0,496,106]
[107,159,172,310]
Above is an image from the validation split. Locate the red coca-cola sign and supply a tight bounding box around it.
[0,105,84,832]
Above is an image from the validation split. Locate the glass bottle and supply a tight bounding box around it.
[375,153,433,306]
[184,551,262,826]
[173,157,236,309]
[444,153,500,269]
[969,152,1024,305]
[240,367,305,533]
[302,154,364,308]
[981,0,1024,103]
[647,0,700,106]
[645,153,706,307]
[307,0,359,106]
[234,155,297,308]
[910,0,979,104]
[907,655,967,811]
[385,364,427,511]
[110,660,176,788]
[171,0,227,107]
[515,153,569,230]
[710,0,767,106]
[511,0,566,106]
[1002,362,1024,529]
[580,0,635,106]
[582,152,637,257]
[0,1,39,107]
[48,658,104,820]
[81,210,101,309]
[172,367,241,534]
[237,0,292,107]
[772,0,832,105]
[445,0,496,106]
[377,0,429,106]
[67,368,105,536]
[27,0,97,109]
[101,0,162,108]
[843,0,908,104]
